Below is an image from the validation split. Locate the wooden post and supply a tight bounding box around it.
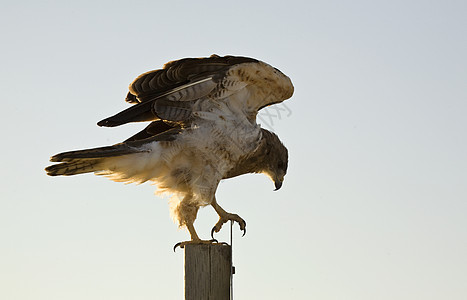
[184,243,232,300]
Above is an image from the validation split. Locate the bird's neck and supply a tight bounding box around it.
[223,134,269,179]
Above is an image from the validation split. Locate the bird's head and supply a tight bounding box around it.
[261,130,288,191]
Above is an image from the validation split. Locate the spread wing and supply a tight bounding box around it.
[97,54,294,131]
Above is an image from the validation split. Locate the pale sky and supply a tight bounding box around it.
[1,1,466,299]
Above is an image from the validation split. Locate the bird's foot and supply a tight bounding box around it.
[211,213,246,239]
[173,239,226,252]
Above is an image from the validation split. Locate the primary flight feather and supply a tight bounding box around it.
[46,54,294,246]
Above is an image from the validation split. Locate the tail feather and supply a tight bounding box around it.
[46,143,145,176]
[49,143,142,162]
[46,159,103,176]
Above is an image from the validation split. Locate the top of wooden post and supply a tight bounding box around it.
[184,243,232,300]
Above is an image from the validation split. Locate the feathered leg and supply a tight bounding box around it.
[173,195,218,251]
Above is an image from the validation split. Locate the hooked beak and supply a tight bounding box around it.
[274,179,283,191]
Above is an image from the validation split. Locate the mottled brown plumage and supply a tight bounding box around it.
[46,55,294,246]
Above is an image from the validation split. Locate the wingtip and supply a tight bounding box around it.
[49,154,62,162]
[97,119,108,127]
[97,119,118,127]
[44,164,59,176]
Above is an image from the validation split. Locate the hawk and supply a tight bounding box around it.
[45,55,294,248]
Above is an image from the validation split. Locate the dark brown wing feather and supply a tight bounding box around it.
[97,55,258,127]
[124,120,179,142]
[128,55,258,103]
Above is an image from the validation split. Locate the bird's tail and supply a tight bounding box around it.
[45,143,143,176]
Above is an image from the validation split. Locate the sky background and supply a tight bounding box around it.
[1,0,466,299]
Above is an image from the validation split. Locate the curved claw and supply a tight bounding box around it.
[211,227,216,240]
[173,242,183,252]
[211,218,247,239]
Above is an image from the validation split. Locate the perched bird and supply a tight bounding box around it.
[45,55,294,248]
